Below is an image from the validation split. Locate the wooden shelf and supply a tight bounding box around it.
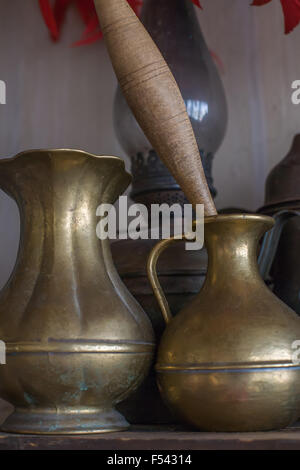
[1,423,300,450]
[1,403,300,449]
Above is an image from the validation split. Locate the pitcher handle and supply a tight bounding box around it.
[258,210,300,280]
[147,234,193,326]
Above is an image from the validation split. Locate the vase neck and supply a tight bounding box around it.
[0,151,132,332]
[0,150,131,279]
[204,215,274,286]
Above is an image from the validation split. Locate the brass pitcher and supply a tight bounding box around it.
[0,149,155,434]
[147,214,300,431]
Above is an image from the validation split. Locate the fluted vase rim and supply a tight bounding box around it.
[0,148,128,167]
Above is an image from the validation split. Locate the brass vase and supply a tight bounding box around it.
[0,149,155,435]
[148,214,300,431]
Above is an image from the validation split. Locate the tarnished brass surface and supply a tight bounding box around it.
[0,149,155,435]
[148,214,300,431]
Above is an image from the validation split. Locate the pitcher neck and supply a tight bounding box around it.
[204,215,274,285]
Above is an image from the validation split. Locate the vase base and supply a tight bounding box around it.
[0,407,129,435]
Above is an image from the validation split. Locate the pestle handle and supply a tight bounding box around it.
[94,0,217,216]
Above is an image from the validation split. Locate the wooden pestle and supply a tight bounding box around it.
[94,0,217,216]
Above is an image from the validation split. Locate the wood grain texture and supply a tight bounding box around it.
[94,0,217,215]
[1,423,300,450]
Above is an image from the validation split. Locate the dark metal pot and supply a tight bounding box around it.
[259,135,300,314]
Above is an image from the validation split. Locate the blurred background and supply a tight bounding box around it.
[0,0,300,289]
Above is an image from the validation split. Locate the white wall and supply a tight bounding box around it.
[0,0,299,288]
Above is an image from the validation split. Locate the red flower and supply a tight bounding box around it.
[39,0,300,45]
[191,0,202,7]
[252,0,300,34]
